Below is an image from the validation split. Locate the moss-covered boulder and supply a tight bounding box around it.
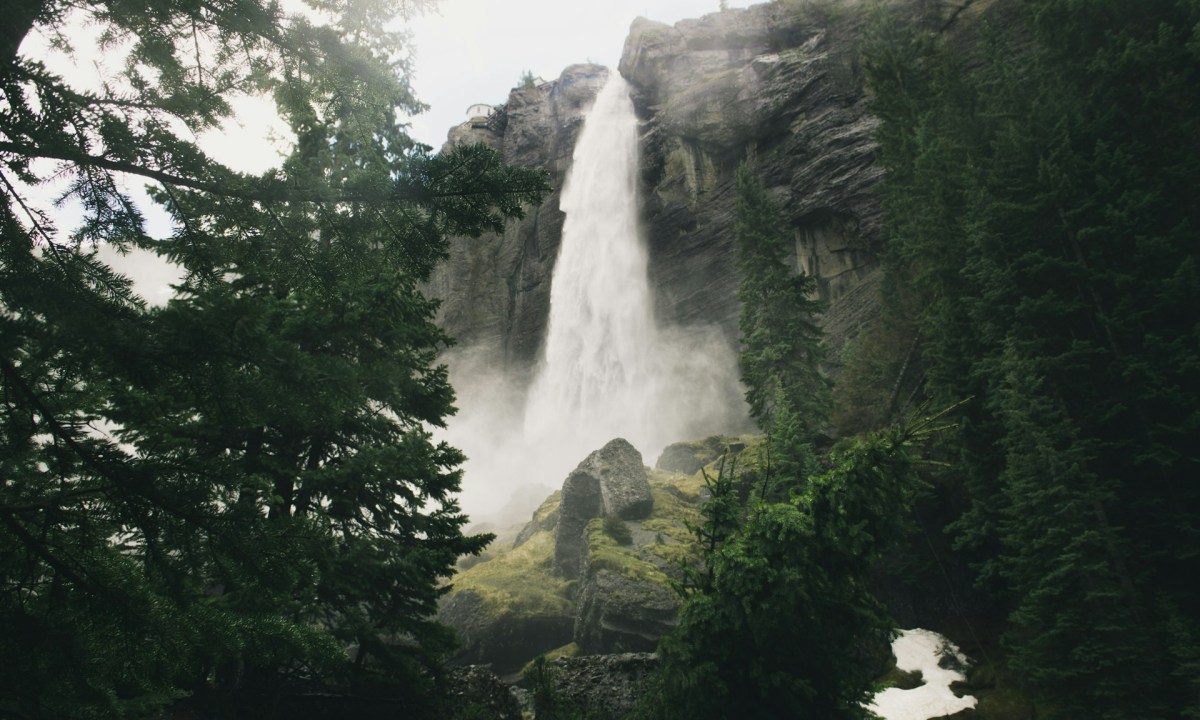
[654,435,744,475]
[554,438,653,578]
[439,496,575,675]
[440,438,764,674]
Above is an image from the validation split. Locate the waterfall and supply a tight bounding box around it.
[446,70,746,526]
[522,73,662,472]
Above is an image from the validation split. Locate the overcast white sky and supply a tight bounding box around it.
[405,0,757,148]
[22,0,759,174]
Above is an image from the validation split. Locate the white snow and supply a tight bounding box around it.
[867,628,978,720]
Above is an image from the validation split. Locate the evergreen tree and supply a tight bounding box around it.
[0,0,547,716]
[653,411,946,720]
[734,160,828,438]
[865,1,1200,715]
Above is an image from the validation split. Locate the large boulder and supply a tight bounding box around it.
[554,439,653,578]
[439,438,757,675]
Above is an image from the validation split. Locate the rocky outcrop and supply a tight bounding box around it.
[574,567,678,654]
[424,64,608,378]
[554,439,653,578]
[439,439,727,675]
[655,435,742,475]
[438,588,574,676]
[445,665,523,720]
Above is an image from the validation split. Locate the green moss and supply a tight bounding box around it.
[644,489,700,544]
[602,515,633,545]
[531,490,562,526]
[587,518,670,586]
[648,467,704,500]
[448,529,572,620]
[646,541,694,568]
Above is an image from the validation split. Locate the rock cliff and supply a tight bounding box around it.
[427,2,890,380]
[620,0,884,355]
[424,64,609,377]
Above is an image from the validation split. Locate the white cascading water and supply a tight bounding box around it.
[522,73,663,472]
[446,70,745,526]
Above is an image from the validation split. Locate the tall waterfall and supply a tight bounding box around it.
[446,71,746,525]
[522,73,663,471]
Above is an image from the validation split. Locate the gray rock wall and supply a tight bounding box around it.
[424,64,609,377]
[620,1,885,357]
[428,2,893,383]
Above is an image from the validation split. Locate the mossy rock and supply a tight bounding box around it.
[441,451,717,671]
[654,434,750,475]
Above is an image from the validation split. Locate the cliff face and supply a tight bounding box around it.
[424,64,608,376]
[428,2,888,376]
[620,1,883,353]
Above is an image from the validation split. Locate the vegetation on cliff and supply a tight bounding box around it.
[646,3,1199,718]
[645,158,939,720]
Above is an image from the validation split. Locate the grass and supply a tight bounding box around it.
[587,518,671,586]
[447,528,573,621]
[531,490,563,525]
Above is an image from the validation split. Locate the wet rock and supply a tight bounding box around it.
[537,653,659,720]
[554,439,653,578]
[574,568,678,655]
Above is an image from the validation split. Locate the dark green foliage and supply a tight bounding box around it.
[651,411,949,720]
[734,160,829,436]
[865,1,1200,716]
[0,0,548,716]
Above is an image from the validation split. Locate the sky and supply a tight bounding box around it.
[19,0,758,228]
[404,0,757,148]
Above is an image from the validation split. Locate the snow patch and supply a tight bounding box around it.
[868,628,977,720]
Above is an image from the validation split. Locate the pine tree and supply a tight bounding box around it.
[653,411,945,720]
[734,160,828,437]
[0,0,548,716]
[864,0,1200,715]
